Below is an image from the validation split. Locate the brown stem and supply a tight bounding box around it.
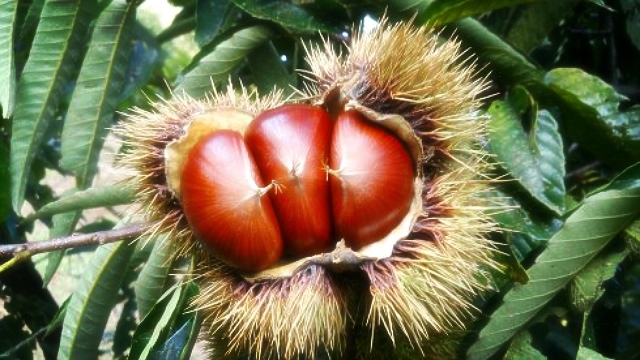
[0,222,153,258]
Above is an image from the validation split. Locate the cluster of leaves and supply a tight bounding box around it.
[1,0,639,359]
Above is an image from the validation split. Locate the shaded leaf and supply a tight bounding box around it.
[10,0,96,211]
[569,248,628,313]
[504,329,546,360]
[134,238,175,319]
[231,0,342,33]
[58,237,136,358]
[621,0,640,52]
[504,0,580,54]
[576,346,610,359]
[488,189,562,286]
[113,260,139,358]
[60,0,136,189]
[0,142,10,223]
[467,164,640,360]
[195,0,230,46]
[26,184,135,221]
[175,25,272,99]
[247,40,294,96]
[418,0,535,26]
[128,282,199,359]
[45,296,71,337]
[444,18,543,84]
[487,101,566,215]
[624,218,640,251]
[0,0,17,118]
[492,195,562,260]
[15,0,45,73]
[617,260,640,359]
[0,320,32,359]
[150,311,200,360]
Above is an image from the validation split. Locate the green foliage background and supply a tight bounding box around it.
[1,0,640,359]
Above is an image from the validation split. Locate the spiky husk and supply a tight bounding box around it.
[194,255,348,359]
[307,19,499,348]
[118,18,500,360]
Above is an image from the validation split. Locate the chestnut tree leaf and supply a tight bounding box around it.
[129,282,199,359]
[175,25,272,99]
[576,346,610,360]
[417,0,535,26]
[569,248,628,313]
[504,0,580,54]
[0,142,10,223]
[135,238,175,319]
[538,68,640,169]
[25,184,135,221]
[0,0,17,118]
[491,194,562,261]
[247,41,294,96]
[621,0,640,52]
[195,0,230,46]
[503,328,546,360]
[488,100,566,215]
[60,0,136,189]
[10,0,97,212]
[231,0,343,33]
[443,18,543,85]
[150,304,200,360]
[467,163,640,360]
[43,210,81,286]
[58,236,136,359]
[624,218,640,247]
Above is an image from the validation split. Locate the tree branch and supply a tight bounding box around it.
[0,223,153,258]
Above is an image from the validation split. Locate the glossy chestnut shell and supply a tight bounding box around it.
[179,104,416,271]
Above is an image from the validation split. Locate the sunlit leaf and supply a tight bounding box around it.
[467,164,640,360]
[175,25,272,99]
[26,184,135,221]
[539,68,640,168]
[488,101,566,215]
[135,238,175,319]
[58,237,136,358]
[0,0,17,118]
[10,0,97,212]
[43,210,81,286]
[60,0,136,189]
[45,296,71,337]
